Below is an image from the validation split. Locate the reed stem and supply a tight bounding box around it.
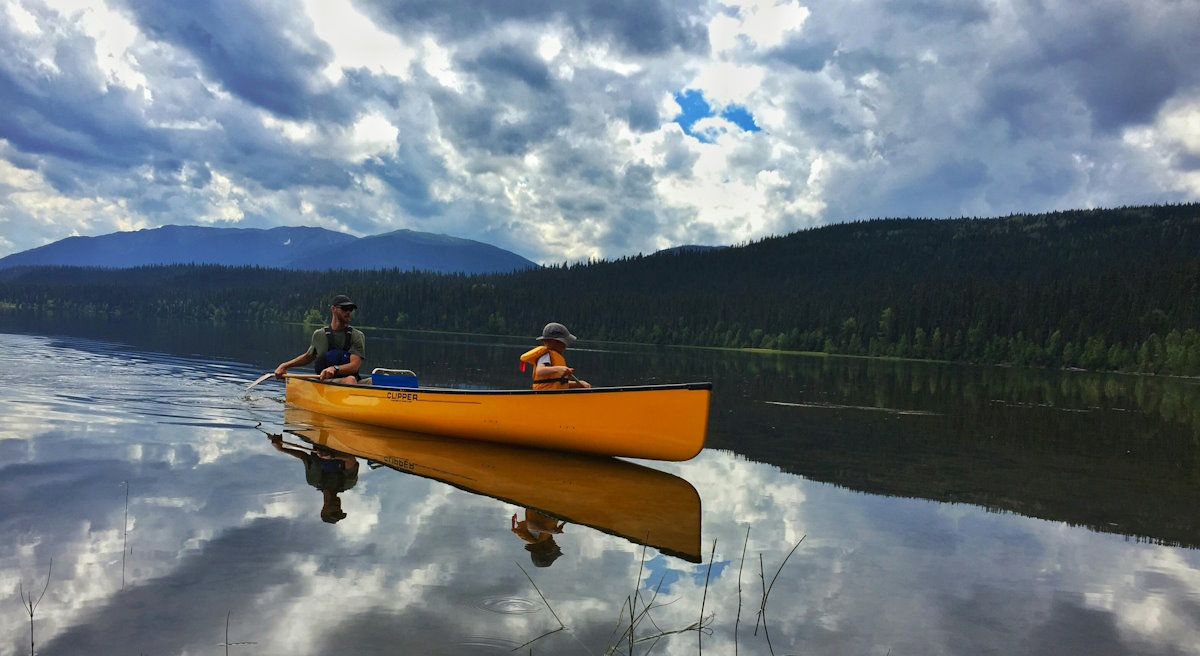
[698,539,717,654]
[20,559,52,656]
[735,526,750,655]
[122,481,130,589]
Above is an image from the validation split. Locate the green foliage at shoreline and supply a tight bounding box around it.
[2,203,1199,375]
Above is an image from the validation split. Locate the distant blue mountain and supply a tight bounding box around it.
[0,225,539,274]
[286,229,538,274]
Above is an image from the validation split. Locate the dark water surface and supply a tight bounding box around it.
[2,316,1200,655]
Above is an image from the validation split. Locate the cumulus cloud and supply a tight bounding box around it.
[0,0,1197,262]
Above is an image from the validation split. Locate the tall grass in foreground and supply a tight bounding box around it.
[19,559,52,656]
[519,529,806,655]
[219,610,258,654]
[122,480,130,589]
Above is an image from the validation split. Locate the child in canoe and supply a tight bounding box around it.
[519,322,591,390]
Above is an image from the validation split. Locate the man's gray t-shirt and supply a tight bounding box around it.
[307,327,366,360]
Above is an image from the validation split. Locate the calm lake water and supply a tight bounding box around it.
[3,315,1200,655]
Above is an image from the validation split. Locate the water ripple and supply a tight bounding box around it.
[440,635,526,654]
[475,595,542,614]
[1,332,269,439]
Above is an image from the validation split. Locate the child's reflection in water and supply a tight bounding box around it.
[511,509,566,567]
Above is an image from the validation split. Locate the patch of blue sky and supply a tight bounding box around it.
[673,89,712,135]
[720,105,760,133]
[673,89,761,143]
[644,553,731,594]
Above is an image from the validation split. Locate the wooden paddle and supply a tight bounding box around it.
[243,372,275,396]
[567,370,591,388]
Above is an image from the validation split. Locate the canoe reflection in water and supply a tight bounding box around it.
[281,408,703,563]
[268,432,360,523]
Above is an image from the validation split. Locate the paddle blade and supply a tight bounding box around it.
[243,373,274,396]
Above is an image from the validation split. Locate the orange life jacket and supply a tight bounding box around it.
[519,345,570,390]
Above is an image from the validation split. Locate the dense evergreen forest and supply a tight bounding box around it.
[2,203,1199,375]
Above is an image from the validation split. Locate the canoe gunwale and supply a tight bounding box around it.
[287,374,713,395]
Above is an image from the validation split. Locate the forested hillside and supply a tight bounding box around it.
[2,204,1198,375]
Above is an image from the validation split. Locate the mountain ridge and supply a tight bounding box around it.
[0,224,538,274]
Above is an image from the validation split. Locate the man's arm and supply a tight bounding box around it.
[270,435,311,462]
[275,351,316,378]
[318,353,362,380]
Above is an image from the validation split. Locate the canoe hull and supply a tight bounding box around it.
[284,376,711,461]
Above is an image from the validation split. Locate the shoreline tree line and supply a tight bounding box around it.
[2,203,1198,376]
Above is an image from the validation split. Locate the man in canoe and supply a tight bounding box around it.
[519,322,591,389]
[274,294,366,384]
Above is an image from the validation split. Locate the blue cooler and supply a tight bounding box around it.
[371,368,418,388]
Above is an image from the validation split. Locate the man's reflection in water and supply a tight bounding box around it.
[511,509,566,567]
[269,434,360,524]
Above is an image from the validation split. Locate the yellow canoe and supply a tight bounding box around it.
[284,407,703,562]
[284,375,712,461]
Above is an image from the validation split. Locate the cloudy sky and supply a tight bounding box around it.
[1,0,1199,264]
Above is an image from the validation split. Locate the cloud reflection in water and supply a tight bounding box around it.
[0,331,1197,654]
